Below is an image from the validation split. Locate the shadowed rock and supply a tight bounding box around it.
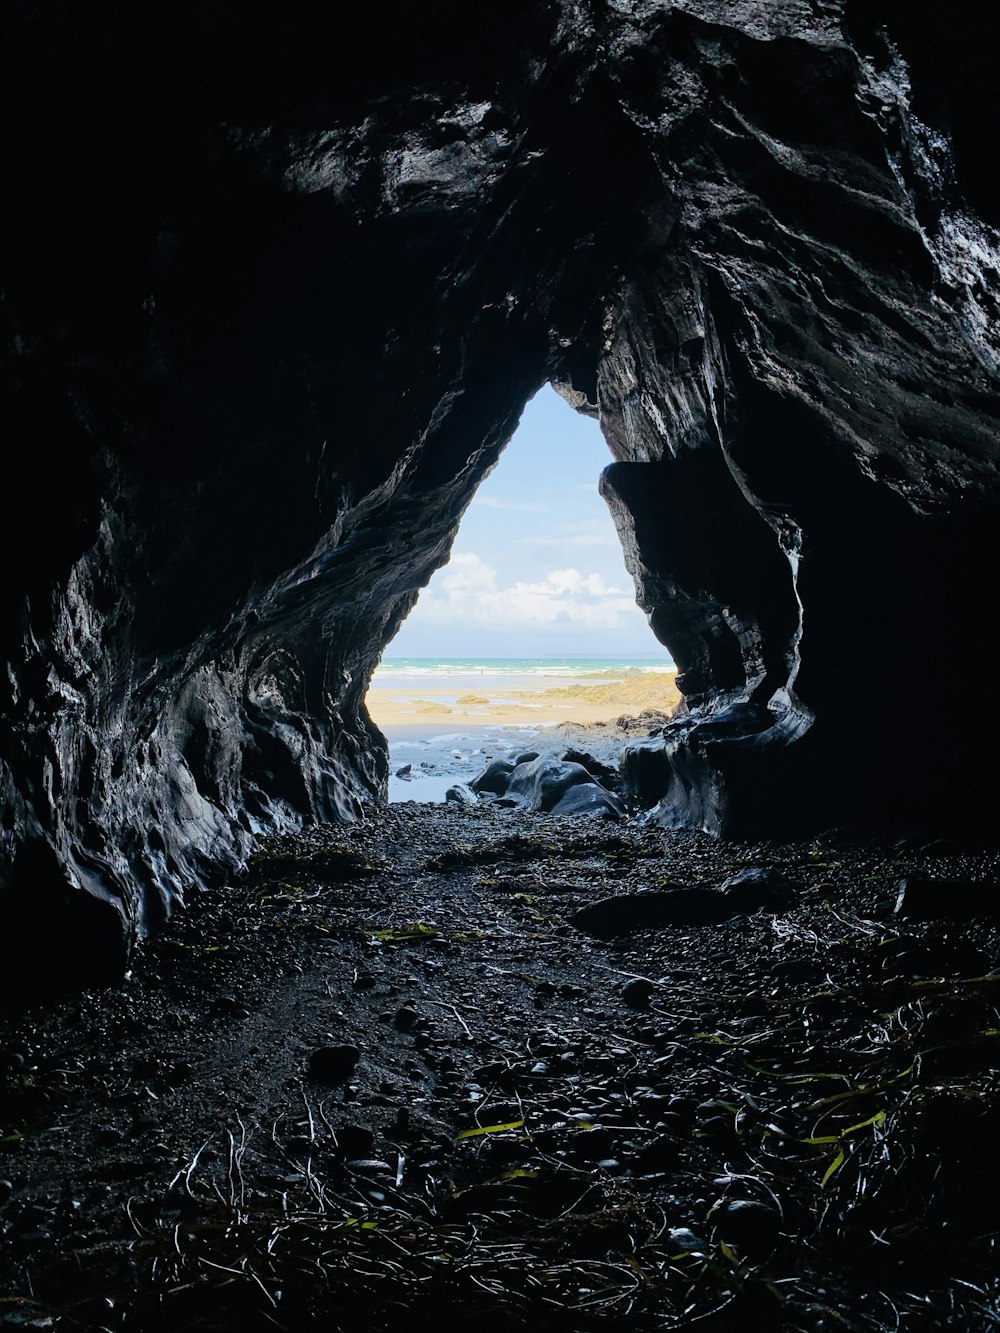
[549,782,625,820]
[571,888,732,939]
[470,760,516,796]
[506,756,603,814]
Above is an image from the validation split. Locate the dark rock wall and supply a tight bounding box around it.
[2,1,998,985]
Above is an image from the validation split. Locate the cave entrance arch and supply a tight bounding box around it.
[366,385,675,803]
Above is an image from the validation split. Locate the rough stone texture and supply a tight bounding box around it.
[2,2,999,986]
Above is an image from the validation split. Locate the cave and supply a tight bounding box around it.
[4,0,999,990]
[2,4,1000,1320]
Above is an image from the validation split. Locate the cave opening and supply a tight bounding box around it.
[365,385,675,804]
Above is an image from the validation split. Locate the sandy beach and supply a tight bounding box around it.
[365,667,681,801]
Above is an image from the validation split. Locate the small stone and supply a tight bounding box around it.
[636,1134,679,1172]
[0,1180,13,1208]
[667,1227,707,1254]
[621,979,656,1008]
[308,1045,361,1083]
[352,972,378,990]
[709,1198,780,1258]
[346,1159,393,1175]
[394,1005,420,1032]
[95,1126,125,1148]
[395,764,412,778]
[337,1124,375,1157]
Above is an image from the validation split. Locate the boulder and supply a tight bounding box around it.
[894,878,1000,921]
[571,888,731,939]
[505,756,597,814]
[549,782,625,820]
[560,748,622,793]
[719,867,799,913]
[445,783,477,806]
[469,759,515,796]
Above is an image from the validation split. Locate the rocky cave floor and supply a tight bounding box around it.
[2,806,1000,1331]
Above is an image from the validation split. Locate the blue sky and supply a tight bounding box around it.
[386,386,667,658]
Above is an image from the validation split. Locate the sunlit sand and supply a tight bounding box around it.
[366,671,681,739]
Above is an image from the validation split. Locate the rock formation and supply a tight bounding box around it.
[2,1,999,989]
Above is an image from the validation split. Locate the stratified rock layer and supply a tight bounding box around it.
[2,1,999,988]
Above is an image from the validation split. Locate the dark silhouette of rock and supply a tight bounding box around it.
[719,867,800,913]
[513,752,540,766]
[621,979,656,1009]
[470,759,516,796]
[894,878,1000,921]
[3,1,1000,985]
[709,1199,780,1259]
[571,889,731,939]
[308,1045,361,1083]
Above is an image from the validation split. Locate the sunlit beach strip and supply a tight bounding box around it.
[364,657,681,803]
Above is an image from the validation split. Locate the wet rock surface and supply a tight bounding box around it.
[4,2,1000,976]
[3,805,1000,1329]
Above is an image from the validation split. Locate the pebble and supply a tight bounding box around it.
[308,1045,361,1083]
[0,1180,13,1208]
[667,1227,707,1254]
[394,1006,420,1032]
[337,1124,375,1157]
[621,978,656,1008]
[709,1198,780,1257]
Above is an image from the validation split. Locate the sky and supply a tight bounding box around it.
[385,385,668,658]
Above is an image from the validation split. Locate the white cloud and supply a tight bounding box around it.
[413,553,639,630]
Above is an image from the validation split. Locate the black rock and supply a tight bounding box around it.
[709,1198,780,1258]
[445,783,477,805]
[308,1045,361,1083]
[337,1124,375,1158]
[621,978,656,1008]
[636,1135,679,1172]
[560,748,622,792]
[506,756,602,814]
[549,782,625,820]
[394,1005,420,1031]
[513,752,539,766]
[395,764,412,778]
[470,759,515,796]
[894,877,1000,921]
[719,866,799,912]
[0,1180,13,1208]
[571,889,731,939]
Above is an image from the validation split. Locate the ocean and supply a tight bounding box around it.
[369,654,675,693]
